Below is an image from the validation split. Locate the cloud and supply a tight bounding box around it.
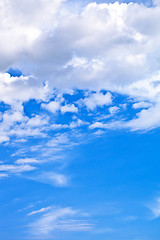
[83,92,112,110]
[2,1,160,186]
[89,103,160,132]
[26,115,49,127]
[61,104,78,114]
[125,104,160,131]
[147,197,160,219]
[15,158,40,165]
[30,172,69,187]
[132,101,152,109]
[1,1,160,94]
[0,173,8,179]
[30,206,93,237]
[0,73,50,106]
[1,1,160,133]
[41,101,61,113]
[6,2,158,94]
[89,121,121,130]
[50,123,69,130]
[109,106,120,115]
[0,164,36,174]
[0,0,65,71]
[28,206,52,216]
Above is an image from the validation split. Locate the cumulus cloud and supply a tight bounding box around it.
[41,101,61,113]
[1,0,160,185]
[89,103,160,131]
[109,106,120,115]
[61,104,78,114]
[7,1,159,93]
[83,92,112,110]
[1,1,160,94]
[0,0,65,71]
[27,115,49,127]
[0,73,50,106]
[126,104,160,131]
[1,1,160,132]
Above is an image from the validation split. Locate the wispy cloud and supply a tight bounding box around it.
[28,206,52,216]
[28,172,69,187]
[0,173,8,178]
[0,164,36,174]
[147,197,160,219]
[29,206,93,237]
[15,158,40,165]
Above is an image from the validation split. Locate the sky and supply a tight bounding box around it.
[0,0,160,239]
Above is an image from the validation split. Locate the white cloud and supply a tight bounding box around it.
[11,1,160,94]
[0,164,36,173]
[28,206,52,216]
[1,1,160,133]
[0,135,10,144]
[41,101,61,113]
[83,92,112,110]
[147,197,160,219]
[50,123,69,130]
[0,173,8,178]
[1,1,160,156]
[0,0,65,71]
[132,101,152,109]
[0,73,50,105]
[109,106,120,115]
[15,158,39,165]
[30,206,93,236]
[89,103,160,131]
[69,119,89,129]
[27,115,49,127]
[61,104,78,114]
[89,121,121,130]
[125,104,160,131]
[30,172,69,187]
[1,1,160,94]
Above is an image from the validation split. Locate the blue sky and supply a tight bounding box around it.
[1,0,160,239]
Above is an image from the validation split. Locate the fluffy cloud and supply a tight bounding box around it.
[1,1,160,110]
[1,1,160,94]
[41,101,61,113]
[0,73,50,105]
[0,0,65,71]
[11,2,160,94]
[126,104,160,131]
[83,92,112,110]
[1,1,160,184]
[61,104,78,113]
